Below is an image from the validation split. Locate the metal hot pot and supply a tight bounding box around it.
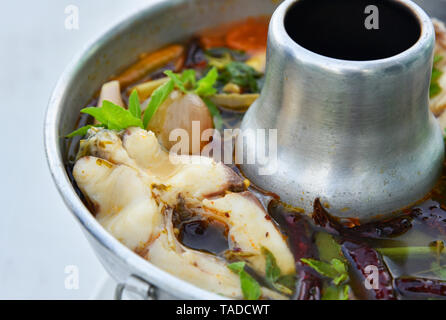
[45,0,446,299]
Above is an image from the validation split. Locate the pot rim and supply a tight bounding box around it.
[44,0,227,300]
[273,0,435,71]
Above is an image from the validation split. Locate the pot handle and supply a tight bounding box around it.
[115,275,158,300]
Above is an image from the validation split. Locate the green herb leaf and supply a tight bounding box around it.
[261,247,295,295]
[322,285,350,300]
[301,257,349,286]
[331,258,347,274]
[128,89,142,119]
[434,55,444,65]
[181,69,197,89]
[432,68,443,83]
[240,271,262,300]
[162,68,221,129]
[203,98,223,131]
[206,47,247,61]
[430,55,444,99]
[315,232,343,263]
[195,67,219,97]
[227,262,261,300]
[272,276,295,295]
[164,68,218,97]
[82,101,143,131]
[227,261,246,274]
[219,62,262,93]
[430,82,442,99]
[262,247,281,284]
[66,125,102,138]
[143,79,175,129]
[165,70,188,94]
[301,258,340,279]
[206,52,233,70]
[333,273,349,286]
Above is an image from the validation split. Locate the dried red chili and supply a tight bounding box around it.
[342,241,396,300]
[395,277,446,299]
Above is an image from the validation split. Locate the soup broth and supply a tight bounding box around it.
[65,16,446,300]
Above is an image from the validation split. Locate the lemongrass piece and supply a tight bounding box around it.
[98,80,125,108]
[246,52,266,73]
[438,109,446,134]
[129,77,170,101]
[209,93,259,111]
[377,247,446,259]
[115,45,184,88]
[222,83,242,94]
[94,80,125,125]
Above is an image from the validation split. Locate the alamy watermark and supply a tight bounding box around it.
[167,121,278,176]
[364,265,380,290]
[64,265,79,290]
[65,5,79,30]
[365,5,379,30]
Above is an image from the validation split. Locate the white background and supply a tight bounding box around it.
[0,0,157,299]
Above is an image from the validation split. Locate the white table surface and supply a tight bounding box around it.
[0,0,157,299]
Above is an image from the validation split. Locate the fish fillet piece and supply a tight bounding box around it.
[79,127,244,200]
[202,192,296,276]
[122,127,245,198]
[146,211,288,300]
[147,230,243,298]
[73,156,162,251]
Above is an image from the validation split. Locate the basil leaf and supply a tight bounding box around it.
[203,98,223,131]
[434,55,444,65]
[227,262,261,300]
[333,273,349,286]
[206,52,233,70]
[322,285,350,300]
[228,261,246,274]
[165,68,217,96]
[240,271,262,300]
[165,70,188,93]
[81,101,143,131]
[219,62,262,93]
[315,232,343,263]
[430,82,442,98]
[66,125,101,138]
[143,79,175,129]
[430,55,444,99]
[301,258,339,279]
[262,247,281,284]
[181,69,197,89]
[331,258,347,274]
[261,247,295,295]
[195,67,218,97]
[301,257,349,286]
[432,68,443,83]
[128,89,142,119]
[275,274,296,292]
